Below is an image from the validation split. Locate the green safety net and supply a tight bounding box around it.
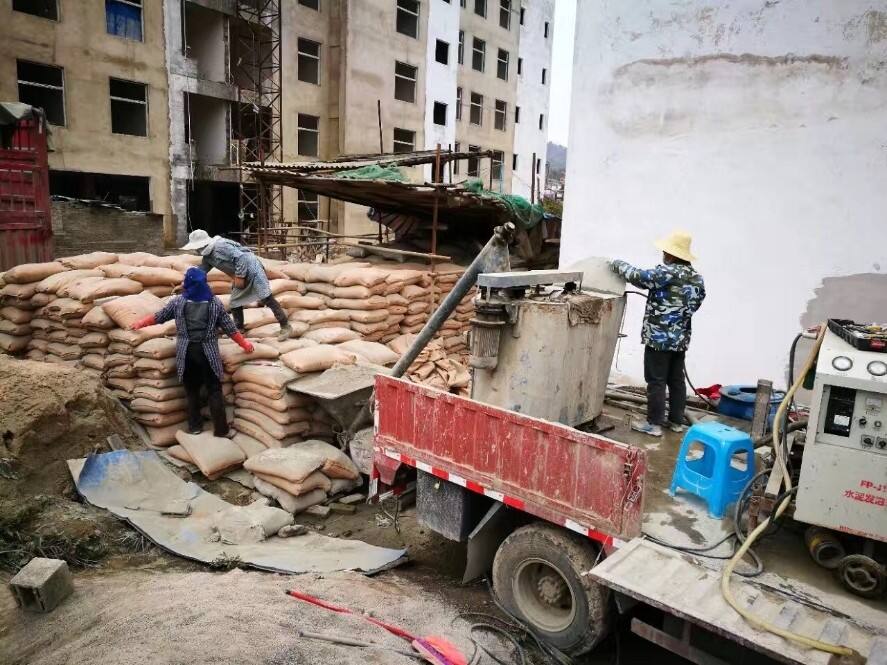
[336,165,407,182]
[463,178,544,230]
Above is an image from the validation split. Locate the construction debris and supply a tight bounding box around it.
[9,557,73,613]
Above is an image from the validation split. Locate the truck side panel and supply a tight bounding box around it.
[374,375,646,541]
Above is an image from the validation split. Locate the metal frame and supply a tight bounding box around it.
[234,0,283,258]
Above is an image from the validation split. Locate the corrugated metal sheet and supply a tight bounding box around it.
[245,148,494,173]
[592,538,886,663]
[373,375,646,540]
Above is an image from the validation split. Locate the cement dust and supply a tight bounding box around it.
[0,568,476,665]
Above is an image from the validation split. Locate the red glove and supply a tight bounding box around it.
[232,332,254,353]
[131,314,156,330]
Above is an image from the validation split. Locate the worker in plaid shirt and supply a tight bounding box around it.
[132,268,254,437]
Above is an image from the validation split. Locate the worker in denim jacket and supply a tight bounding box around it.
[610,230,706,437]
[180,229,294,341]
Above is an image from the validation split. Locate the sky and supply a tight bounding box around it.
[548,0,577,147]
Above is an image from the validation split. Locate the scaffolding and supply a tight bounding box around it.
[233,0,282,257]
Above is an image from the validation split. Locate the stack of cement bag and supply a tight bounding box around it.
[243,441,361,514]
[1,252,475,450]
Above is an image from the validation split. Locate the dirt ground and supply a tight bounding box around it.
[0,357,686,665]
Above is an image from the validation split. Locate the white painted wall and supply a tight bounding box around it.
[511,0,554,199]
[423,0,460,182]
[561,1,887,389]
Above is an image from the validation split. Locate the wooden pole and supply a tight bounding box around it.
[431,144,441,273]
[531,152,537,204]
[489,154,494,190]
[447,143,453,183]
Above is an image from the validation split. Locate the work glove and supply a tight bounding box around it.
[130,315,156,331]
[231,332,254,354]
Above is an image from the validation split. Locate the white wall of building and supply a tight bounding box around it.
[561,1,887,389]
[423,0,460,182]
[511,0,555,199]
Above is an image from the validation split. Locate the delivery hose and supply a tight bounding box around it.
[720,326,856,657]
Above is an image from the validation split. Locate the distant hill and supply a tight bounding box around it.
[547,142,567,175]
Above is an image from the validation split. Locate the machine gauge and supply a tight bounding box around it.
[832,356,853,371]
[868,360,887,377]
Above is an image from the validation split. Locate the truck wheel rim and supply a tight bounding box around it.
[513,557,576,633]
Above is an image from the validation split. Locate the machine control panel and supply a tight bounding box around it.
[818,385,887,454]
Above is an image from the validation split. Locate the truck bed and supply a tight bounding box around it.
[592,404,887,663]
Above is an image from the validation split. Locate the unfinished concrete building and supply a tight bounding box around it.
[0,0,172,248]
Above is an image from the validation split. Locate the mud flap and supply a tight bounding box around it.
[463,501,512,583]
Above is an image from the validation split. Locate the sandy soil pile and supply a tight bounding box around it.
[0,568,475,665]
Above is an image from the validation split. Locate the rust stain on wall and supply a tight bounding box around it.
[613,52,848,78]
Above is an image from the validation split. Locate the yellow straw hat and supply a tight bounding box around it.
[655,230,697,263]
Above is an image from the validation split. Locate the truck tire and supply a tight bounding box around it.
[492,522,610,655]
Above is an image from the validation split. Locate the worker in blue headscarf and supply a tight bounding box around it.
[131,268,254,437]
[180,229,294,341]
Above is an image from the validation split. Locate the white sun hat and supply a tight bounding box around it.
[180,229,213,251]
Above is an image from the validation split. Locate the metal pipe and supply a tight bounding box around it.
[342,223,516,441]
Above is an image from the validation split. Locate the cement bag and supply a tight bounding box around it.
[253,477,326,514]
[25,349,45,361]
[97,263,134,279]
[116,251,155,266]
[0,320,31,336]
[210,281,231,295]
[265,337,318,355]
[107,365,137,379]
[400,323,425,334]
[80,354,105,371]
[296,439,360,480]
[0,306,33,324]
[35,269,102,295]
[385,269,425,286]
[234,390,310,411]
[60,251,118,270]
[28,318,52,332]
[330,476,362,495]
[213,503,293,545]
[126,266,184,287]
[400,284,427,301]
[235,408,310,440]
[248,321,308,339]
[166,445,194,464]
[135,376,181,390]
[79,332,109,349]
[338,340,400,366]
[131,396,188,414]
[235,399,307,427]
[219,340,278,368]
[175,431,246,480]
[308,321,352,333]
[49,298,93,320]
[269,279,307,295]
[106,376,137,392]
[387,334,418,355]
[302,327,361,344]
[142,422,185,447]
[77,278,144,303]
[386,293,409,308]
[81,305,116,330]
[243,445,325,483]
[253,470,331,496]
[351,320,389,336]
[1,282,39,300]
[46,330,67,343]
[304,282,336,297]
[332,267,387,288]
[292,308,349,324]
[280,344,358,373]
[0,333,30,353]
[305,262,369,284]
[233,382,287,401]
[384,314,406,326]
[329,296,389,311]
[242,308,279,330]
[133,356,177,375]
[232,418,301,449]
[101,292,163,329]
[233,362,298,390]
[277,263,312,281]
[135,337,177,360]
[277,294,325,310]
[44,342,80,360]
[132,410,188,427]
[28,338,48,352]
[132,385,186,402]
[407,301,430,314]
[232,432,267,458]
[105,353,132,368]
[330,284,385,299]
[344,309,389,324]
[109,319,176,346]
[4,261,66,284]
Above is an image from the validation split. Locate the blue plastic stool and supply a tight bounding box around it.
[669,422,755,519]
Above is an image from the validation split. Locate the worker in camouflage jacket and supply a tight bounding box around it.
[610,231,706,437]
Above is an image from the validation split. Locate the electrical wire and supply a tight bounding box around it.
[720,325,857,658]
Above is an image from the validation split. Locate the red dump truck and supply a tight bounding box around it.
[0,104,53,271]
[367,262,886,664]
